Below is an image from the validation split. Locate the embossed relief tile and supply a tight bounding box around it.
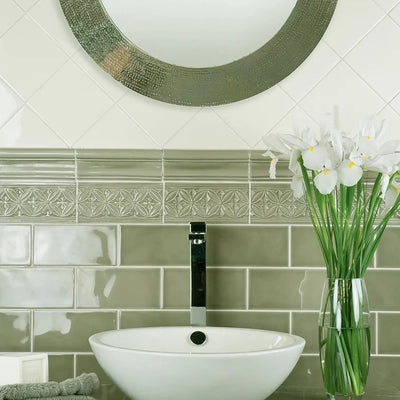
[78,183,163,222]
[121,225,189,266]
[207,311,289,333]
[0,312,30,351]
[120,311,190,328]
[0,268,73,308]
[0,225,30,265]
[48,355,74,382]
[164,183,249,223]
[207,226,288,267]
[249,270,325,310]
[251,183,308,223]
[34,311,117,352]
[76,355,129,400]
[0,185,76,222]
[77,268,160,308]
[34,226,116,266]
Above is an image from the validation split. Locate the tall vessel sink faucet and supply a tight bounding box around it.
[189,222,207,327]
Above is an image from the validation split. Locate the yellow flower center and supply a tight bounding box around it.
[368,136,372,140]
[323,169,328,176]
[394,187,399,195]
[348,162,355,169]
[310,147,314,153]
[271,158,275,163]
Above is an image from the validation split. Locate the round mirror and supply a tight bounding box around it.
[101,0,297,68]
[60,0,337,106]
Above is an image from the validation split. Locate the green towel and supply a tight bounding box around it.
[0,374,99,400]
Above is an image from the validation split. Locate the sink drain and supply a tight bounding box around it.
[190,331,207,345]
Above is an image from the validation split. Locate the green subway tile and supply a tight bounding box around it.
[208,311,289,332]
[366,270,400,311]
[77,268,160,308]
[0,185,76,222]
[280,355,323,390]
[291,227,324,267]
[120,311,189,328]
[207,226,288,266]
[367,356,400,390]
[0,226,31,265]
[249,269,325,310]
[250,153,293,181]
[251,183,309,224]
[121,225,188,266]
[164,150,249,181]
[78,183,162,223]
[48,355,74,382]
[0,312,30,351]
[164,183,249,224]
[76,149,162,181]
[291,312,319,353]
[76,355,130,400]
[163,268,190,309]
[0,269,73,308]
[34,311,117,352]
[378,313,400,354]
[207,268,246,310]
[34,226,117,266]
[377,228,400,268]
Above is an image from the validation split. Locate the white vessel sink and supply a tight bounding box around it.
[89,326,305,400]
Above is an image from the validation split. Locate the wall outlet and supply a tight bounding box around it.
[0,353,48,385]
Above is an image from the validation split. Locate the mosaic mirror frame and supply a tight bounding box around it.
[59,0,337,106]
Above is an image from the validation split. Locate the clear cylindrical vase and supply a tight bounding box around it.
[319,279,371,400]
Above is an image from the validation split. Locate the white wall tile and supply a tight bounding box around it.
[345,17,400,101]
[378,105,400,141]
[0,0,398,149]
[0,16,67,99]
[28,60,113,146]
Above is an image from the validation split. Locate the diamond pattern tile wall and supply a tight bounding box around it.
[0,0,399,149]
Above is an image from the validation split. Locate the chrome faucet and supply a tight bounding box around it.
[189,222,207,327]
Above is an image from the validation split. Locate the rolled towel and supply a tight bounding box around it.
[0,374,99,400]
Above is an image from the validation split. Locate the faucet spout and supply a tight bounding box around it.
[189,222,207,327]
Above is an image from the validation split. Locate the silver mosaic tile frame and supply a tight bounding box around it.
[0,149,399,224]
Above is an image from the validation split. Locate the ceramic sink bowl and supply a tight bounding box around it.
[89,326,305,400]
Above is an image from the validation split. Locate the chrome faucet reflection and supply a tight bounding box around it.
[188,222,207,327]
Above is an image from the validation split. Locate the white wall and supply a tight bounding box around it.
[0,0,399,149]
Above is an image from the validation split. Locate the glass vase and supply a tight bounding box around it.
[319,279,371,400]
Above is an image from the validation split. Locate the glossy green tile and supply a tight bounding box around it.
[377,228,400,268]
[163,268,189,309]
[164,183,249,223]
[249,269,325,310]
[78,183,162,223]
[77,268,160,308]
[291,227,324,267]
[121,225,188,266]
[120,311,189,328]
[366,270,400,311]
[0,185,76,222]
[207,311,289,332]
[164,150,249,181]
[34,311,117,352]
[207,226,288,266]
[76,355,130,400]
[0,149,75,180]
[207,268,246,310]
[251,183,309,224]
[367,356,400,390]
[76,149,162,181]
[48,355,74,382]
[0,312,30,351]
[378,313,400,354]
[0,225,31,265]
[291,312,319,353]
[280,355,323,390]
[34,226,116,266]
[0,268,73,308]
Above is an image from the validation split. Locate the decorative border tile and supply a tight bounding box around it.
[165,183,249,223]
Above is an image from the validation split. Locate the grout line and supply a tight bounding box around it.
[289,311,293,334]
[30,224,34,267]
[74,149,78,224]
[376,312,379,355]
[288,225,292,268]
[30,310,34,352]
[73,267,77,310]
[245,268,250,310]
[162,151,166,224]
[73,354,77,378]
[160,267,164,309]
[117,310,121,330]
[116,224,121,266]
